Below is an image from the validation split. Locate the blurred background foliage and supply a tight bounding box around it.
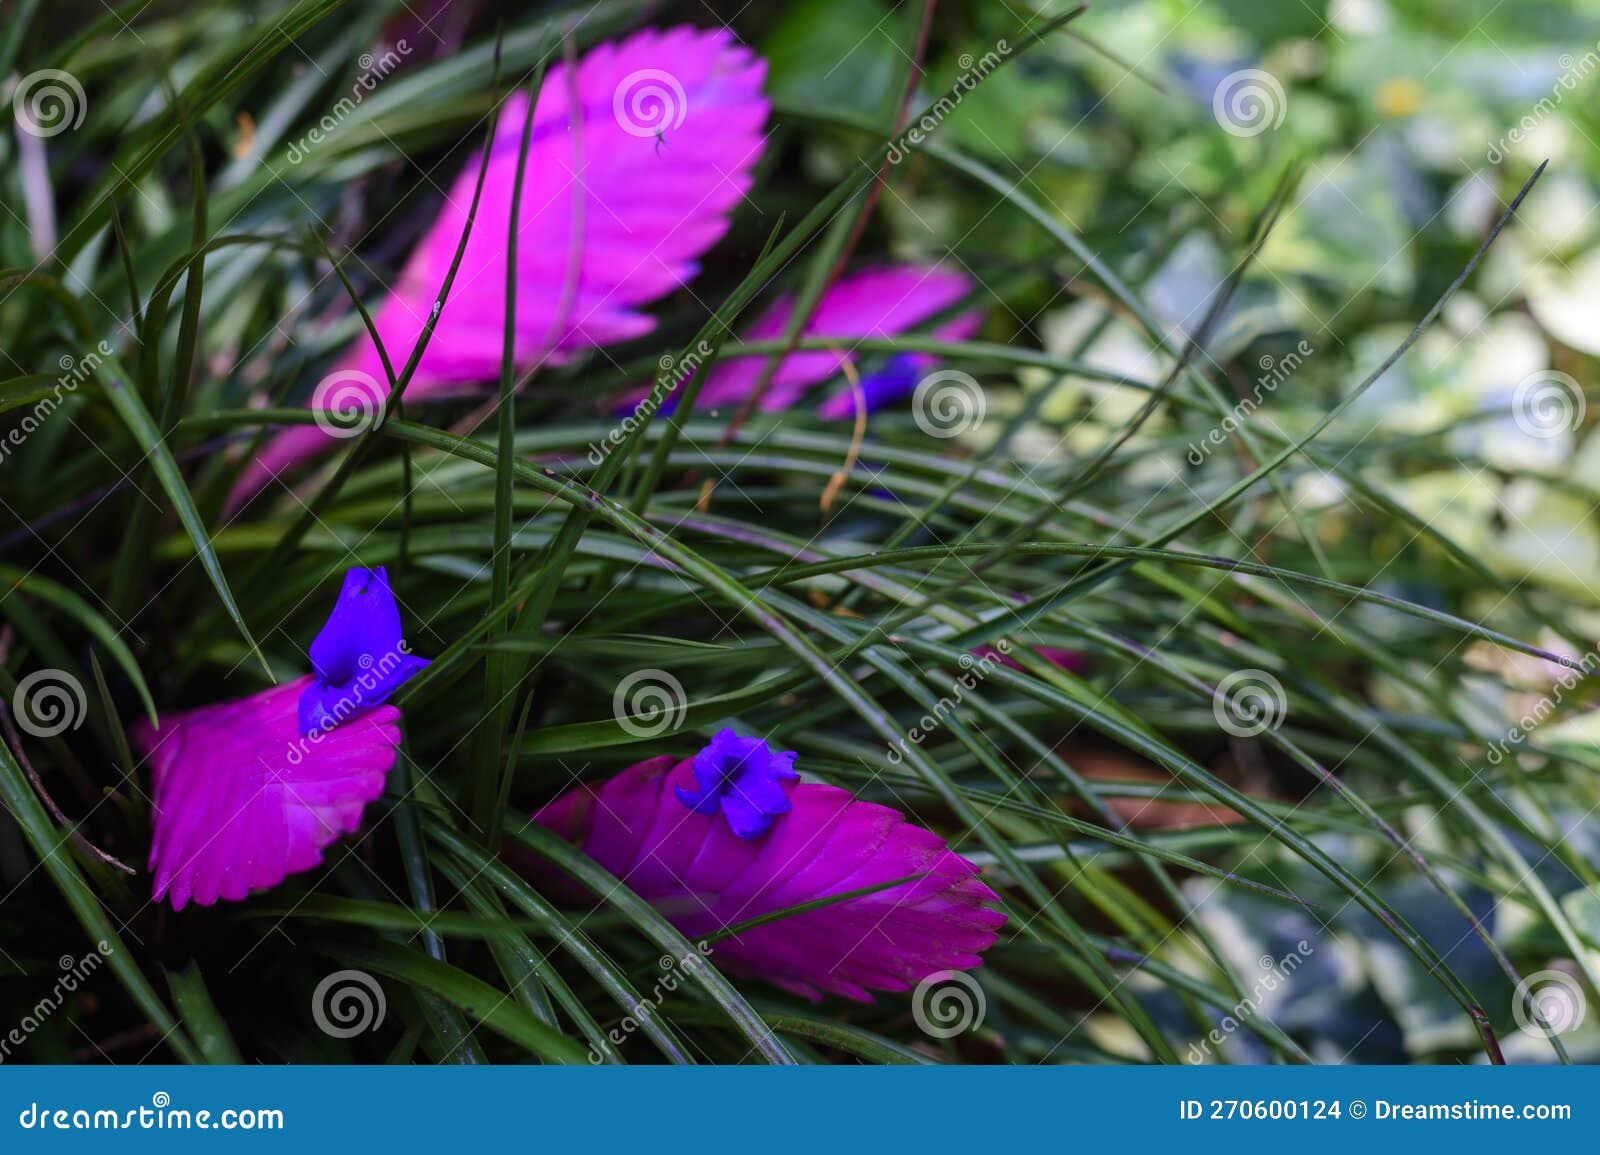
[754,0,1600,1059]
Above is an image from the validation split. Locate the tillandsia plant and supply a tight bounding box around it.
[3,0,1600,1071]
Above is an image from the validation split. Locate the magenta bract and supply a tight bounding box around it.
[233,25,769,502]
[690,264,981,416]
[134,677,401,911]
[530,753,1005,1001]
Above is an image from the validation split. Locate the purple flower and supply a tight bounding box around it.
[132,566,431,910]
[298,567,429,734]
[674,728,798,838]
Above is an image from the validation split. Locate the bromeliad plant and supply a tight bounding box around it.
[527,729,1006,1002]
[133,567,427,910]
[4,0,1600,1068]
[231,24,774,503]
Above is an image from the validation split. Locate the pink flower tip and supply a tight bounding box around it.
[133,677,402,911]
[229,24,770,507]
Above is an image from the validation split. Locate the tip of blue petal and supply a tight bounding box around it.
[345,564,384,588]
[298,567,427,735]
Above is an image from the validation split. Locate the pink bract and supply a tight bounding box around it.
[133,676,402,910]
[685,264,982,416]
[529,754,1005,1001]
[233,25,769,502]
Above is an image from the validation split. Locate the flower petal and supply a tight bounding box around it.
[720,791,783,839]
[674,264,982,416]
[817,351,931,419]
[298,567,428,734]
[298,652,428,734]
[308,567,405,683]
[674,728,797,838]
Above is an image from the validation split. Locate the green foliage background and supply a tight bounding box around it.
[3,0,1600,1064]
